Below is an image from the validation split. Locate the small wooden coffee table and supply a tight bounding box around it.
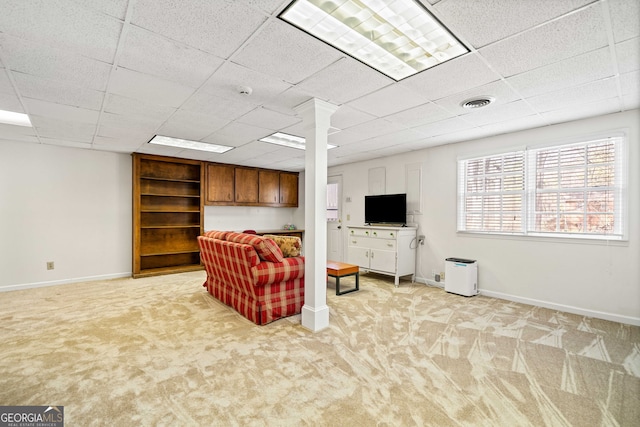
[326,261,359,295]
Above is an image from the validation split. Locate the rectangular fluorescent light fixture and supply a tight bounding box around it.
[148,135,234,153]
[279,0,469,81]
[259,132,337,150]
[0,109,32,127]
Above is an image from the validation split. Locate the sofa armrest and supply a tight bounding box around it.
[252,256,305,286]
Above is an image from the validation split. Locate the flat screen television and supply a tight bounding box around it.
[365,193,407,225]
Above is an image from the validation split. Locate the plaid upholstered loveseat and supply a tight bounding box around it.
[197,230,305,325]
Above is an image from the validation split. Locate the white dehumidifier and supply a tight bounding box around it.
[445,258,478,296]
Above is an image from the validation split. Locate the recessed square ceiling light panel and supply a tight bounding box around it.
[279,0,469,81]
[0,109,32,127]
[259,132,337,149]
[148,135,234,153]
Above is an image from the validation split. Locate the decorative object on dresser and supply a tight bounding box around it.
[347,226,417,286]
[198,231,305,325]
[132,153,204,278]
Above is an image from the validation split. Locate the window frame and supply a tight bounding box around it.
[457,132,628,242]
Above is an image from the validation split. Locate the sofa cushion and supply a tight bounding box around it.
[262,235,302,257]
[225,232,284,263]
[203,230,229,240]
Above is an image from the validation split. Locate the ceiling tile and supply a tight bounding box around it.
[180,91,258,122]
[96,125,152,142]
[0,69,14,95]
[23,98,100,124]
[104,94,176,122]
[75,0,130,20]
[40,137,92,150]
[435,80,521,115]
[99,111,163,133]
[0,93,23,113]
[203,122,273,147]
[29,115,96,143]
[459,100,538,126]
[109,67,196,108]
[261,87,313,116]
[506,47,615,98]
[384,102,454,128]
[0,123,38,142]
[413,116,476,138]
[237,106,300,130]
[0,0,122,63]
[401,53,501,100]
[156,110,230,141]
[92,136,141,153]
[12,72,104,111]
[347,83,430,118]
[479,114,548,136]
[1,35,112,91]
[200,61,292,105]
[233,19,343,84]
[478,5,609,77]
[245,0,289,15]
[541,97,622,124]
[619,70,640,96]
[622,93,639,110]
[296,57,392,105]
[330,105,377,130]
[434,0,594,48]
[341,118,406,141]
[608,0,640,42]
[616,37,640,74]
[527,78,620,112]
[118,26,225,88]
[131,0,267,58]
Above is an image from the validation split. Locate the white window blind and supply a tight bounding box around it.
[457,135,627,240]
[526,137,626,239]
[458,151,525,234]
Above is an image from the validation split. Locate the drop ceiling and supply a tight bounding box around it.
[0,0,638,171]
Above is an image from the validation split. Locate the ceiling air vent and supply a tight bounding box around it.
[461,97,495,109]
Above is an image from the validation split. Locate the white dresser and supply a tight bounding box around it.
[347,226,417,286]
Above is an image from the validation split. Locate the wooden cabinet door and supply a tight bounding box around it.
[279,172,298,206]
[259,170,280,205]
[205,163,234,204]
[235,167,259,203]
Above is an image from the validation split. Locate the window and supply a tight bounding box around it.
[457,135,627,240]
[327,182,339,221]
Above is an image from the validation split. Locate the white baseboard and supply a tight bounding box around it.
[414,276,639,326]
[0,272,132,292]
[480,289,640,327]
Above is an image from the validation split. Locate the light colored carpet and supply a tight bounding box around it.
[1,271,638,426]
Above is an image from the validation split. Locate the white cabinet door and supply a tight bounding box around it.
[370,249,396,273]
[347,246,369,269]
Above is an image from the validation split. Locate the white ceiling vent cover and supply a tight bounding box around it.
[461,97,495,109]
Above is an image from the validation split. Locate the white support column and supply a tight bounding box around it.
[294,98,339,332]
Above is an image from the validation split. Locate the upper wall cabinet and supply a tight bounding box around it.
[235,167,259,204]
[205,163,298,207]
[279,172,298,207]
[205,163,234,205]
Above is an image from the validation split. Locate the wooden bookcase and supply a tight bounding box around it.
[132,154,204,278]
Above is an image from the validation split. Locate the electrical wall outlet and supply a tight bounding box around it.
[47,261,55,270]
[440,271,445,280]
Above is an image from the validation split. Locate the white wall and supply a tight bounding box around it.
[0,140,132,290]
[329,110,640,325]
[204,205,299,232]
